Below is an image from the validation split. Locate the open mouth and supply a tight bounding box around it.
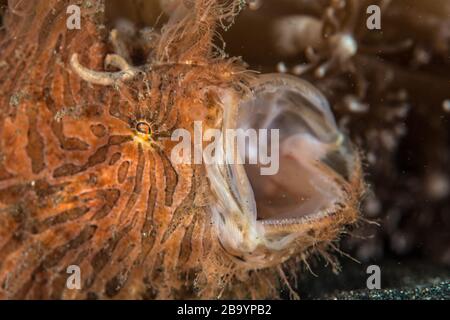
[237,74,353,223]
[206,73,359,256]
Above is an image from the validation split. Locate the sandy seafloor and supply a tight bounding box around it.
[294,259,449,299]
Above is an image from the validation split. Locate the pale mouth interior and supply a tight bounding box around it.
[238,88,346,222]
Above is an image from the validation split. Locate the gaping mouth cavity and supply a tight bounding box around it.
[236,74,354,223]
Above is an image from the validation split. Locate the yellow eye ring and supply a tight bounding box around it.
[136,121,152,136]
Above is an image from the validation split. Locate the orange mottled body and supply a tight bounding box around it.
[0,0,364,299]
[0,0,249,299]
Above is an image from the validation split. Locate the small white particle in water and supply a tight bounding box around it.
[364,196,381,217]
[367,152,376,165]
[443,100,450,113]
[314,65,326,78]
[291,64,309,75]
[390,231,412,255]
[425,172,449,200]
[277,62,287,73]
[344,95,369,113]
[380,130,397,150]
[248,0,262,10]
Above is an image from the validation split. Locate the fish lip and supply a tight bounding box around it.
[205,73,360,260]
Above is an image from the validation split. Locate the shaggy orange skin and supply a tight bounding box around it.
[0,0,363,299]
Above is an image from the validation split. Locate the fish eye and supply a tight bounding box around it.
[136,121,152,135]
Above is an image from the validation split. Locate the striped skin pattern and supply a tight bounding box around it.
[0,0,268,299]
[0,0,364,300]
